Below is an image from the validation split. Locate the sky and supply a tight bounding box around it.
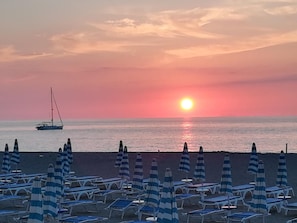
[1,0,297,120]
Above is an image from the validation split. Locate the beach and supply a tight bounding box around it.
[3,152,297,222]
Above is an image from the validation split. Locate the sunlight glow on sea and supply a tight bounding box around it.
[0,117,296,153]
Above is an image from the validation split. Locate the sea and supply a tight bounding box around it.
[0,117,297,153]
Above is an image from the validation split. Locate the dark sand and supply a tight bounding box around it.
[4,152,297,222]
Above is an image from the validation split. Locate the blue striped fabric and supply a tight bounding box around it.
[28,177,43,223]
[179,142,190,173]
[157,168,179,223]
[145,158,160,208]
[63,144,70,176]
[132,153,144,191]
[276,150,287,187]
[250,160,267,214]
[248,142,258,175]
[194,146,205,182]
[115,140,124,167]
[67,138,73,165]
[220,154,232,195]
[2,144,11,174]
[11,139,20,167]
[55,153,64,201]
[119,146,130,180]
[44,163,58,218]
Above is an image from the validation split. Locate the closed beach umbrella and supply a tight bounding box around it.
[248,142,258,175]
[276,150,288,187]
[67,138,73,166]
[119,146,130,180]
[220,154,232,195]
[157,168,179,223]
[250,160,267,214]
[132,153,144,192]
[55,153,64,202]
[115,140,124,167]
[11,139,20,170]
[145,158,160,208]
[62,144,70,176]
[43,163,58,218]
[2,144,11,174]
[28,177,44,223]
[178,142,190,176]
[194,146,205,182]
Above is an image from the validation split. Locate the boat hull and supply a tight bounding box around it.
[36,125,63,130]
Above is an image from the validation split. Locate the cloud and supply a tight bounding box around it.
[0,45,51,62]
[264,5,297,15]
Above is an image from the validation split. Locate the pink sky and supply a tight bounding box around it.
[1,1,297,120]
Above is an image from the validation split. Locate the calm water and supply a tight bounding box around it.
[0,117,296,153]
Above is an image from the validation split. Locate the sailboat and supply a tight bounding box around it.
[36,88,64,130]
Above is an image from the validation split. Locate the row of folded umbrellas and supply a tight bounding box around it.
[114,140,289,222]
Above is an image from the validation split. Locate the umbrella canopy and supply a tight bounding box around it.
[220,154,232,195]
[157,168,179,223]
[145,158,160,208]
[67,138,73,165]
[62,144,70,176]
[132,153,144,192]
[178,142,190,174]
[11,139,20,169]
[2,144,11,174]
[276,150,288,187]
[248,142,258,175]
[43,163,58,218]
[115,140,124,167]
[119,146,130,180]
[28,177,44,223]
[250,160,267,214]
[194,146,205,182]
[55,152,64,202]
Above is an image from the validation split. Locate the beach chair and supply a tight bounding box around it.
[175,193,200,209]
[232,184,255,199]
[185,208,224,223]
[0,210,28,222]
[60,215,108,222]
[106,198,136,219]
[61,200,102,215]
[226,211,264,223]
[137,204,158,221]
[287,217,297,223]
[282,201,297,215]
[200,195,243,209]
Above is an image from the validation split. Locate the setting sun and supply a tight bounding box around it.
[180,98,194,111]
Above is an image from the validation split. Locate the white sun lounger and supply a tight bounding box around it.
[0,183,32,195]
[226,211,264,223]
[200,195,242,209]
[185,208,224,223]
[185,183,221,194]
[232,184,254,198]
[282,201,297,215]
[66,176,102,187]
[60,215,108,222]
[64,186,99,200]
[92,177,123,190]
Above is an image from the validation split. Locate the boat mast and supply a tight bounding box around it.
[50,87,54,126]
[52,88,63,126]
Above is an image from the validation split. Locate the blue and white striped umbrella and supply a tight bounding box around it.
[67,138,73,165]
[145,158,160,208]
[2,144,11,174]
[248,142,258,175]
[115,140,124,167]
[11,139,20,169]
[132,153,144,192]
[178,142,190,174]
[119,146,130,180]
[194,146,205,182]
[44,163,58,218]
[250,160,267,214]
[276,150,288,187]
[157,168,179,223]
[62,144,70,176]
[55,153,64,202]
[220,154,232,195]
[28,177,44,223]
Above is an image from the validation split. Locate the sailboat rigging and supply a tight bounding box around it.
[36,88,63,130]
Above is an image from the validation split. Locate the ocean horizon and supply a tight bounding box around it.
[0,116,296,153]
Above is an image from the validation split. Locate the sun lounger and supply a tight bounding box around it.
[226,211,264,222]
[106,198,136,219]
[266,185,294,197]
[200,195,242,209]
[185,208,224,223]
[232,184,254,198]
[137,205,158,221]
[61,200,101,215]
[185,183,220,194]
[93,177,123,190]
[13,173,46,183]
[66,176,102,187]
[64,186,99,200]
[175,193,200,209]
[0,183,32,195]
[0,210,28,222]
[287,217,297,223]
[282,201,297,215]
[60,215,108,222]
